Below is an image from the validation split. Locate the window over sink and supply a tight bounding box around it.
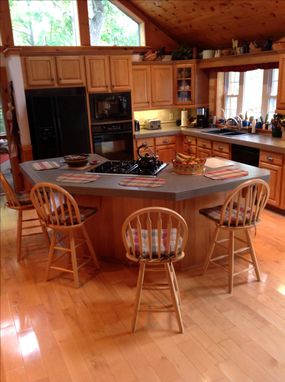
[224,68,279,122]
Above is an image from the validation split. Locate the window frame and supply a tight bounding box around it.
[224,68,279,120]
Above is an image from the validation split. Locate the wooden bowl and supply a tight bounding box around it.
[64,154,89,167]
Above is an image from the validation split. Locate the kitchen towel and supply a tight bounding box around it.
[33,161,60,170]
[56,173,100,183]
[204,168,248,180]
[119,177,166,188]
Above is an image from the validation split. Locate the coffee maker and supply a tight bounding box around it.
[196,107,209,128]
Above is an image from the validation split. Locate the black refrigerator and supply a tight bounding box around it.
[25,87,90,160]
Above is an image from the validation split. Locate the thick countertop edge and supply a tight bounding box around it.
[134,126,285,154]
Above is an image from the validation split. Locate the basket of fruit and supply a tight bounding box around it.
[172,153,206,175]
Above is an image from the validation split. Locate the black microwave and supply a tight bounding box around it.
[89,92,132,123]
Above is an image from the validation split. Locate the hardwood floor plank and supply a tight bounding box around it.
[1,198,285,382]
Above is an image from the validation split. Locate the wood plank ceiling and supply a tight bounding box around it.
[126,0,285,49]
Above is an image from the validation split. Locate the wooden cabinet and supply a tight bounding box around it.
[197,138,212,159]
[132,65,151,109]
[132,63,173,110]
[23,56,85,88]
[85,55,132,92]
[182,135,197,156]
[155,135,176,163]
[174,64,194,105]
[281,157,285,210]
[259,150,283,207]
[277,54,285,112]
[212,141,230,159]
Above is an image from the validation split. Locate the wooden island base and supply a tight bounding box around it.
[75,191,228,273]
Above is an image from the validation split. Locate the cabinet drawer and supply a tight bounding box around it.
[183,135,196,146]
[212,151,230,159]
[155,135,176,146]
[183,144,197,156]
[213,141,230,154]
[197,147,212,159]
[259,151,283,166]
[197,138,212,150]
[136,137,155,148]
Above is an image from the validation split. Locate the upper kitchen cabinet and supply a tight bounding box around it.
[85,55,132,93]
[132,65,151,109]
[132,63,173,110]
[276,54,285,113]
[174,61,209,107]
[174,63,194,105]
[23,56,85,88]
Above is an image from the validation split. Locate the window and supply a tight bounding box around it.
[224,68,279,122]
[87,0,140,46]
[9,0,80,46]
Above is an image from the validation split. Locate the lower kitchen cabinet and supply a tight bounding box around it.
[155,135,176,163]
[183,135,197,156]
[281,159,285,210]
[197,138,212,159]
[259,150,283,207]
[135,137,155,158]
[212,141,231,159]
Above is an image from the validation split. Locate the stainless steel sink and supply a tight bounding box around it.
[202,128,247,136]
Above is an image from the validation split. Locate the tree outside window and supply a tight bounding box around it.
[9,0,80,46]
[87,0,140,46]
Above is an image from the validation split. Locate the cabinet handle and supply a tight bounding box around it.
[202,144,206,148]
[218,146,224,151]
[163,139,169,144]
[267,156,273,162]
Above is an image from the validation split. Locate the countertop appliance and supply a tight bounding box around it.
[88,159,167,176]
[196,107,209,128]
[25,87,90,160]
[89,92,132,123]
[145,119,161,130]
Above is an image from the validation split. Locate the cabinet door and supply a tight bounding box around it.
[174,64,194,105]
[109,55,132,91]
[85,56,110,92]
[156,144,176,163]
[212,151,230,159]
[277,54,285,112]
[281,160,285,210]
[56,56,85,86]
[259,162,282,207]
[24,57,56,87]
[197,147,212,159]
[150,65,173,107]
[132,65,151,110]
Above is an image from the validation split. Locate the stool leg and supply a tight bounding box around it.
[228,230,235,294]
[70,232,80,288]
[46,232,56,281]
[17,210,23,262]
[81,224,100,269]
[132,262,146,333]
[203,226,220,274]
[170,263,181,306]
[245,229,261,281]
[165,263,184,333]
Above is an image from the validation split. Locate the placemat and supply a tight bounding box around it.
[119,177,166,188]
[33,161,60,170]
[56,173,100,183]
[204,168,249,180]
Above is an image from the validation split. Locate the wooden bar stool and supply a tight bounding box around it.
[30,182,100,288]
[122,207,189,333]
[0,171,49,261]
[199,179,270,294]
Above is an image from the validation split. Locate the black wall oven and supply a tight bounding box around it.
[90,92,133,160]
[92,122,134,160]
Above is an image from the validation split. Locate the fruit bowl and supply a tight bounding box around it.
[64,154,89,167]
[172,156,206,175]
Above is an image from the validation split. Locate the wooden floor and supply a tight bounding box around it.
[1,195,285,382]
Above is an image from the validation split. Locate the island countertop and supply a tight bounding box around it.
[20,154,270,201]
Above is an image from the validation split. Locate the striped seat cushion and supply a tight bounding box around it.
[199,204,257,226]
[127,228,183,260]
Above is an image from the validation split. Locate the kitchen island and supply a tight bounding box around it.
[20,155,270,272]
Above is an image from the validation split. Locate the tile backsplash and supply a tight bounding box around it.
[134,109,181,127]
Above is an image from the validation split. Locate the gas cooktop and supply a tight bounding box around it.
[88,160,168,176]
